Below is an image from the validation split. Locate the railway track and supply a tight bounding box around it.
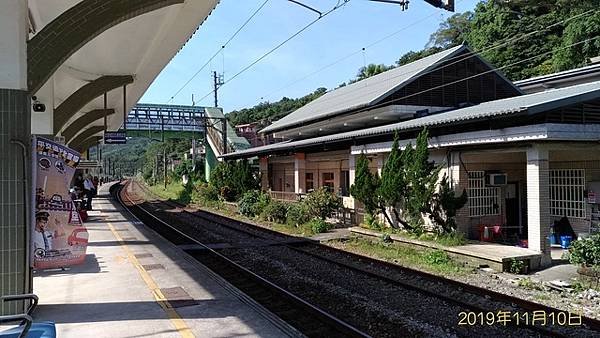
[118,180,600,337]
[113,182,370,338]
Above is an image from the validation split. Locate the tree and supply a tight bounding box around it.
[428,11,473,48]
[377,133,411,230]
[404,128,440,230]
[210,160,259,201]
[353,64,393,82]
[464,1,559,80]
[552,9,600,72]
[405,0,600,81]
[303,188,342,220]
[396,47,444,67]
[350,153,391,224]
[226,87,327,126]
[427,175,468,234]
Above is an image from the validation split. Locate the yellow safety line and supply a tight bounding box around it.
[107,221,195,338]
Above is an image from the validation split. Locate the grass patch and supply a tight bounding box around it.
[359,224,467,247]
[517,278,544,291]
[571,277,600,292]
[147,182,186,202]
[270,222,316,236]
[329,236,469,276]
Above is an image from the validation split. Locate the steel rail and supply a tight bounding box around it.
[115,181,371,338]
[132,180,600,335]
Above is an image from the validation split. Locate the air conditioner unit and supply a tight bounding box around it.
[486,173,507,186]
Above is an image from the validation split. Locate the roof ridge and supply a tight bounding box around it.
[261,45,467,134]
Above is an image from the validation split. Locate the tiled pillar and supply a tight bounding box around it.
[259,156,269,190]
[294,153,306,194]
[348,154,356,185]
[346,154,356,209]
[450,152,470,235]
[376,154,385,176]
[526,145,552,267]
[1,0,31,315]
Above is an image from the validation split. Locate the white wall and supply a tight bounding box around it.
[0,0,28,90]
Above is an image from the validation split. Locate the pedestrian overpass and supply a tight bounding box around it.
[124,103,251,181]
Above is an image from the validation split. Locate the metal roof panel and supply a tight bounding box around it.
[260,45,468,134]
[224,80,600,159]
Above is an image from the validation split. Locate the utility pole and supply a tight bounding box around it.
[155,154,160,186]
[213,71,224,108]
[192,138,196,171]
[163,148,167,190]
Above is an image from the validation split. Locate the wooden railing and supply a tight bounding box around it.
[334,208,357,226]
[267,191,357,225]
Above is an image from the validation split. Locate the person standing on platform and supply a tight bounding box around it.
[83,175,95,210]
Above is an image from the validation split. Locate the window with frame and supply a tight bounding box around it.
[305,173,314,192]
[340,170,350,197]
[322,172,334,192]
[550,169,585,219]
[468,171,500,217]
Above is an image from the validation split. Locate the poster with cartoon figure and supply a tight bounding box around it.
[32,137,88,269]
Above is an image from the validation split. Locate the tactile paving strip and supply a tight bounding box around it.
[160,287,198,308]
[141,263,164,270]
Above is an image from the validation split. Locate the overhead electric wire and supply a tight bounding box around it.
[167,0,271,103]
[257,6,444,103]
[256,8,597,114]
[196,0,352,104]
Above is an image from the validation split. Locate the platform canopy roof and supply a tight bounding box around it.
[28,0,219,150]
[260,44,521,135]
[222,80,600,159]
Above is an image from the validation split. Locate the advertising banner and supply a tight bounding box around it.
[32,137,88,269]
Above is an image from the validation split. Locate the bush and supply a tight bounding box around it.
[286,201,312,226]
[196,183,219,201]
[424,250,452,265]
[177,182,193,205]
[569,235,600,267]
[381,233,392,243]
[509,258,526,274]
[364,213,383,231]
[171,159,203,183]
[415,232,467,246]
[210,160,259,201]
[260,201,288,223]
[238,190,270,217]
[303,188,342,220]
[308,218,331,234]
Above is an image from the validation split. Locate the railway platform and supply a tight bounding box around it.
[350,226,544,271]
[31,182,298,338]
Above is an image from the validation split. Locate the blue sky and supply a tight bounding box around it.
[141,0,481,113]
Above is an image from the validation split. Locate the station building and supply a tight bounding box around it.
[223,45,600,266]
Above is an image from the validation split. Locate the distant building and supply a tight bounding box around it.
[235,123,262,147]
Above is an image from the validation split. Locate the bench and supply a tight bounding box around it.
[0,294,55,338]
